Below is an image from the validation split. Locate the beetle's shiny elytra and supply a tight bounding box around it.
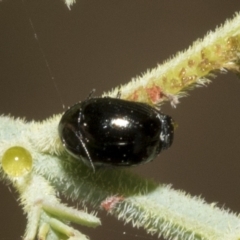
[58,97,174,169]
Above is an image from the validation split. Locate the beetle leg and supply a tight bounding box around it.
[77,135,96,172]
[86,89,96,100]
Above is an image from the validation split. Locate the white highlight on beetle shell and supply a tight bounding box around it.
[111,118,129,128]
[160,132,165,141]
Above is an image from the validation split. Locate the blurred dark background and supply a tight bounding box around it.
[1,1,240,239]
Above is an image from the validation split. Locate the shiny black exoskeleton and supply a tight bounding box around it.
[58,97,174,169]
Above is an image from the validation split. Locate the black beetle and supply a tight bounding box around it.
[58,97,174,169]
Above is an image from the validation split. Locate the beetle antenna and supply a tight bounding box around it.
[116,89,121,99]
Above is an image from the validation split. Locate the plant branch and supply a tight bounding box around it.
[0,8,240,240]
